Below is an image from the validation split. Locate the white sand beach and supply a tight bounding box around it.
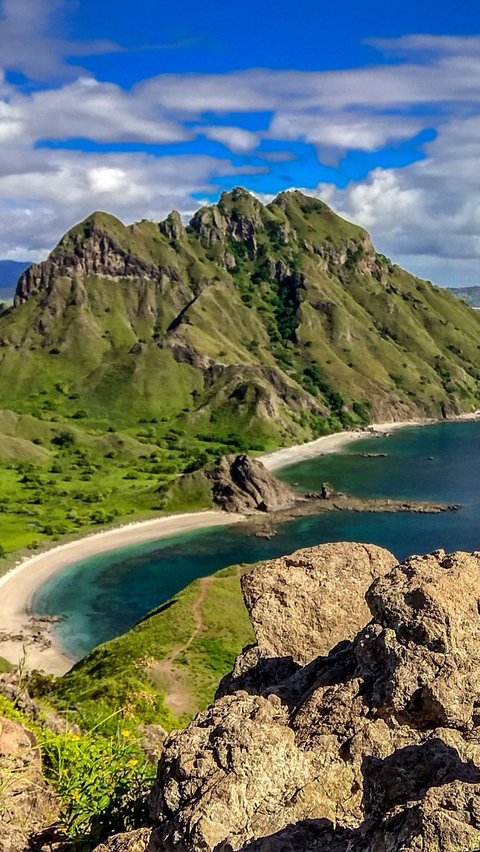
[1,411,479,676]
[258,419,422,471]
[0,511,244,676]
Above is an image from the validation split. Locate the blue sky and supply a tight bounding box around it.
[1,0,480,284]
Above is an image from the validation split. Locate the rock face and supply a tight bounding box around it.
[208,454,298,513]
[0,716,58,851]
[4,188,480,437]
[217,541,396,696]
[147,547,480,851]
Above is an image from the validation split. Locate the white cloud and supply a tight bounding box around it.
[0,24,479,283]
[202,126,259,152]
[314,114,480,284]
[268,112,425,159]
[0,0,119,81]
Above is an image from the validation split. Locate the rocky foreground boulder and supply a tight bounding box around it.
[100,545,480,851]
[0,716,58,852]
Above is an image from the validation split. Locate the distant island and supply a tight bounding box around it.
[448,285,480,307]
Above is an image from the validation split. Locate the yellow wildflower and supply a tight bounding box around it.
[127,758,138,767]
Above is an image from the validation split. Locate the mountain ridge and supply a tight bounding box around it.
[6,187,480,440]
[1,188,480,551]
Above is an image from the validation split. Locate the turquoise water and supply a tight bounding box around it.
[34,421,480,660]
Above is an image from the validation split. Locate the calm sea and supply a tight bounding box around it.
[33,421,480,659]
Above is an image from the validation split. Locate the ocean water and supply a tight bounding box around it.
[34,421,480,660]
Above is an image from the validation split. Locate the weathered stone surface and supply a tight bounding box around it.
[0,716,58,852]
[218,541,397,697]
[150,548,480,852]
[208,454,298,513]
[94,828,155,852]
[138,723,167,762]
[243,541,396,664]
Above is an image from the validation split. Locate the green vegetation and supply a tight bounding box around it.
[49,563,253,731]
[0,562,253,847]
[1,188,480,552]
[0,410,225,554]
[0,189,479,554]
[0,693,154,848]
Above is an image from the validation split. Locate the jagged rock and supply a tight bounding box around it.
[208,454,298,513]
[94,829,154,852]
[15,219,158,305]
[0,716,58,852]
[149,548,480,852]
[138,724,167,762]
[217,542,397,696]
[159,211,184,241]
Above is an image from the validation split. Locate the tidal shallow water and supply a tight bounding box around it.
[34,421,480,659]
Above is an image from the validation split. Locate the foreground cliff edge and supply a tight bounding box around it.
[47,542,480,851]
[5,542,480,849]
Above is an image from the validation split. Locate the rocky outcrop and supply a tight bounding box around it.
[94,829,154,852]
[208,454,298,513]
[217,542,396,696]
[0,716,58,851]
[15,221,158,305]
[146,547,480,852]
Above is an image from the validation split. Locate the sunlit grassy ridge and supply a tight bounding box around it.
[50,563,253,731]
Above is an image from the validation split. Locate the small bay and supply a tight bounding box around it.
[34,421,480,660]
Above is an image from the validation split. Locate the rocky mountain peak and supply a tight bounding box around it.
[14,212,159,304]
[159,210,185,241]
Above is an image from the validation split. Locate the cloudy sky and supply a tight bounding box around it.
[1,0,480,284]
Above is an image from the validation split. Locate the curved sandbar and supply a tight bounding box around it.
[258,419,420,471]
[0,511,244,676]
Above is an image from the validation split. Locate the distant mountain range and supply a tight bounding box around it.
[448,286,480,307]
[0,260,30,301]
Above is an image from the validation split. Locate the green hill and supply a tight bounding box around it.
[1,187,480,552]
[50,562,253,731]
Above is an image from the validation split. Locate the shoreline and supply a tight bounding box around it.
[0,511,244,676]
[258,419,416,471]
[1,412,479,676]
[259,411,480,471]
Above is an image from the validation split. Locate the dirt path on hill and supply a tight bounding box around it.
[148,576,213,718]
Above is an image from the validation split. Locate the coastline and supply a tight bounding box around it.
[0,511,244,676]
[1,412,479,676]
[258,419,417,471]
[259,411,480,471]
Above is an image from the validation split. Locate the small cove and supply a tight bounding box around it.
[34,421,480,660]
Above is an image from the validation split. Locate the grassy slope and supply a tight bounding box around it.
[0,189,479,557]
[51,563,253,731]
